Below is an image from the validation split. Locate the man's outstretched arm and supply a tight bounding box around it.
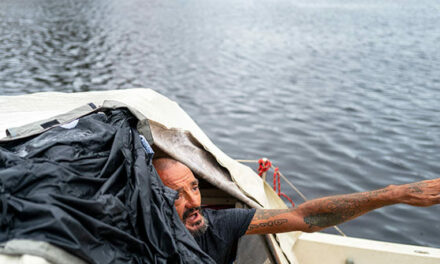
[246,178,440,234]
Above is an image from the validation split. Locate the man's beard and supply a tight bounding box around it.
[182,206,209,237]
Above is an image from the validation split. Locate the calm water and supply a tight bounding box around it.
[1,0,439,248]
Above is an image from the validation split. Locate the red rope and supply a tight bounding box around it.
[274,167,280,194]
[280,193,295,207]
[257,158,295,207]
[257,158,272,176]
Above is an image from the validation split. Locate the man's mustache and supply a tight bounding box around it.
[182,206,202,221]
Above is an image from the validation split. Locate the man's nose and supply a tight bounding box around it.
[185,192,198,207]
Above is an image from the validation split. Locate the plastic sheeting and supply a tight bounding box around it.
[0,108,215,264]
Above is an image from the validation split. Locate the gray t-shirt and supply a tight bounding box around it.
[194,208,256,264]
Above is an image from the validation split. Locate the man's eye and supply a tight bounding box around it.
[193,186,199,191]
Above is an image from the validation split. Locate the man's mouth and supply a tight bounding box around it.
[182,206,202,222]
[185,210,202,225]
[188,211,198,221]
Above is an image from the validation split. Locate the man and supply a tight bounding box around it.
[153,158,440,264]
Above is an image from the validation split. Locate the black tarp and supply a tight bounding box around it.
[0,108,215,264]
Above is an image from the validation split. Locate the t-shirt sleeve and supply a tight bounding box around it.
[200,208,256,264]
[215,208,256,241]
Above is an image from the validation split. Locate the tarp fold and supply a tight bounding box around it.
[0,107,215,264]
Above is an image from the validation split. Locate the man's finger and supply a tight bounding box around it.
[432,194,440,204]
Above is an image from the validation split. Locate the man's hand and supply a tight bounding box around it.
[396,179,440,207]
[246,178,440,235]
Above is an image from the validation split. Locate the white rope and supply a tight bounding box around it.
[236,159,347,237]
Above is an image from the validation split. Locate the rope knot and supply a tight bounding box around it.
[257,158,272,177]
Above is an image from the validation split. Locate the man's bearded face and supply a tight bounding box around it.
[154,159,208,236]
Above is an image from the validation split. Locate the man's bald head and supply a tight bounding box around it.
[152,158,194,188]
[152,158,208,236]
[153,158,180,172]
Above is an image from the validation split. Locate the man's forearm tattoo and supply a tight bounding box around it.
[253,209,293,221]
[248,209,293,231]
[303,188,390,229]
[408,182,427,193]
[248,219,288,231]
[304,213,343,228]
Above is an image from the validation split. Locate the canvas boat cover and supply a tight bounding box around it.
[0,89,300,264]
[0,105,216,263]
